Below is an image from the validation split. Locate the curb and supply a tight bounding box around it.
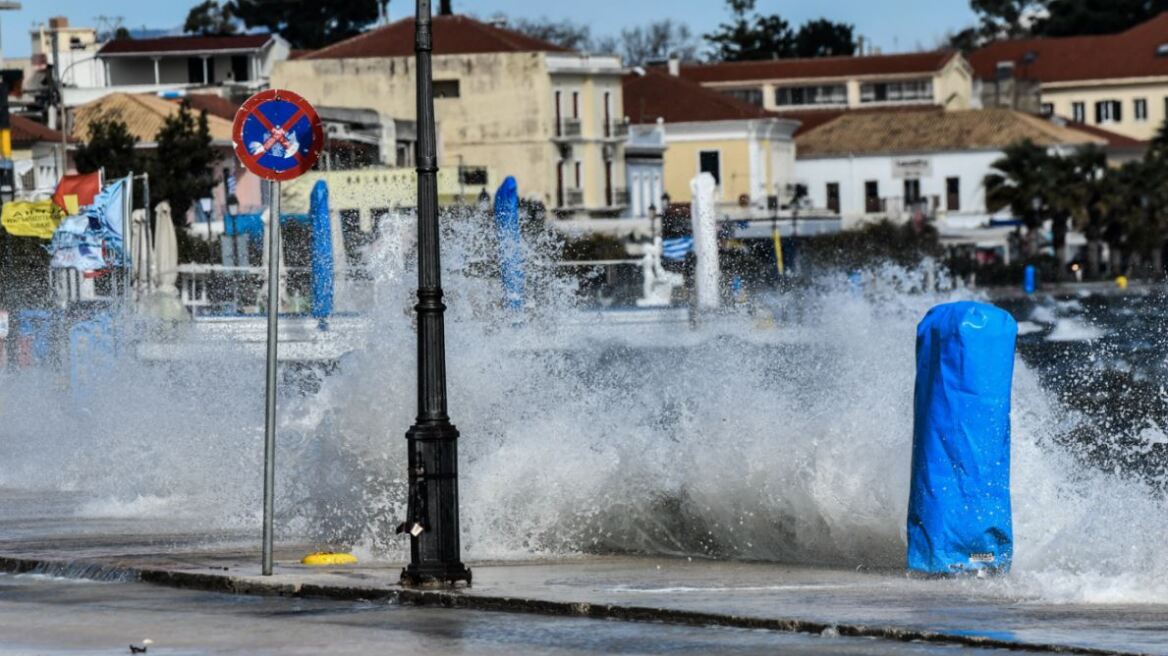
[0,555,1148,656]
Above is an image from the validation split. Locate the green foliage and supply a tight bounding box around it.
[74,117,139,181]
[794,18,856,58]
[963,0,1168,47]
[704,0,856,62]
[226,0,387,50]
[800,220,943,270]
[184,0,237,36]
[149,100,216,227]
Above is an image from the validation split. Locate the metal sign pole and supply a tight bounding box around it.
[261,179,280,576]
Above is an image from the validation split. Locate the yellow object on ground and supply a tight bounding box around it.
[301,552,358,566]
[1116,275,1129,289]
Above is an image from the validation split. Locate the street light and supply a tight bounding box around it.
[397,0,472,588]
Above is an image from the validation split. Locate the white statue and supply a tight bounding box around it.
[637,236,681,307]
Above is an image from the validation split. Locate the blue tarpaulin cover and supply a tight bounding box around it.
[907,301,1017,575]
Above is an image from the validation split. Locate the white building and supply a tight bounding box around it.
[794,108,1109,240]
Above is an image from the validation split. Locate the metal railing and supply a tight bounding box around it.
[559,118,583,139]
[565,188,585,207]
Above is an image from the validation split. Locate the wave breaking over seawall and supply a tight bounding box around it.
[1,210,1165,605]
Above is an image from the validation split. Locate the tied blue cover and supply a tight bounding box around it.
[908,301,1017,575]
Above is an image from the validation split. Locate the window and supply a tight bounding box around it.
[572,91,579,118]
[603,91,612,137]
[459,167,488,185]
[864,180,880,213]
[775,84,846,106]
[434,80,460,98]
[1135,98,1148,121]
[860,79,932,103]
[556,161,564,207]
[995,61,1014,81]
[698,150,721,185]
[1095,100,1121,124]
[340,209,365,267]
[826,182,840,213]
[1041,102,1054,116]
[903,179,921,206]
[946,177,960,212]
[723,88,763,106]
[574,161,581,188]
[231,55,250,82]
[1072,101,1086,123]
[555,90,562,136]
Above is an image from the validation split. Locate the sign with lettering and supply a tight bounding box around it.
[892,158,933,179]
[1,200,63,239]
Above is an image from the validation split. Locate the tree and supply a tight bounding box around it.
[794,19,856,58]
[506,16,592,50]
[606,20,699,65]
[74,117,139,181]
[1033,0,1168,36]
[227,0,388,50]
[149,101,217,226]
[705,0,795,61]
[1063,145,1108,277]
[184,0,237,36]
[970,0,1047,39]
[984,139,1054,257]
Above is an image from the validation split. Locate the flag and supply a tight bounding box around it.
[662,235,694,261]
[51,172,101,215]
[89,178,127,246]
[48,214,107,272]
[1,200,63,239]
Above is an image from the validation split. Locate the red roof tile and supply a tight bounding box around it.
[969,12,1168,82]
[302,15,571,60]
[678,51,959,84]
[1060,118,1148,149]
[778,104,940,136]
[623,71,779,124]
[11,115,67,147]
[99,33,272,56]
[177,93,240,122]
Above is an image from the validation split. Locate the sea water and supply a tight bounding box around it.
[0,211,1165,606]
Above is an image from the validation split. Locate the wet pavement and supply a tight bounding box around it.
[0,572,1034,656]
[1,489,1166,655]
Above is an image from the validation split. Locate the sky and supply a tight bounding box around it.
[1,0,979,59]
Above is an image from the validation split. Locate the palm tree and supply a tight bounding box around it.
[1063,145,1108,278]
[985,140,1055,258]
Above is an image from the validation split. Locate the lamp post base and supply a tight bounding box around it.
[400,563,472,588]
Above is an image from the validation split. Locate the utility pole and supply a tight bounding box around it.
[398,0,471,588]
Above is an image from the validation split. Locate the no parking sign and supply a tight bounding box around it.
[232,89,323,182]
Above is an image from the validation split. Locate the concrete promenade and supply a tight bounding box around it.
[1,523,1165,656]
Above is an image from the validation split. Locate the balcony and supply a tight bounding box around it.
[565,188,585,207]
[555,117,583,141]
[604,121,630,140]
[608,188,630,208]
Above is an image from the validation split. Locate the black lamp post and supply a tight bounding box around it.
[398,0,472,588]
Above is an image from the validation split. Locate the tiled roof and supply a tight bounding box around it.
[777,104,940,136]
[178,93,240,122]
[302,15,572,60]
[98,33,272,56]
[1059,118,1148,150]
[12,115,67,147]
[623,71,779,124]
[71,93,234,144]
[678,51,959,84]
[795,108,1105,157]
[969,12,1168,82]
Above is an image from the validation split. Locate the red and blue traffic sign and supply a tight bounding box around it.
[232,89,323,182]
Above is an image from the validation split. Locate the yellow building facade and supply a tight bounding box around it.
[660,120,799,209]
[272,17,627,216]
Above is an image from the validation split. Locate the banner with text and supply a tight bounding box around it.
[1,200,63,239]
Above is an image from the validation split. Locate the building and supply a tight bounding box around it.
[970,12,1168,140]
[25,17,106,127]
[11,114,70,199]
[623,119,667,218]
[622,69,800,215]
[675,51,974,116]
[272,15,627,217]
[794,108,1107,233]
[73,33,290,107]
[68,92,263,218]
